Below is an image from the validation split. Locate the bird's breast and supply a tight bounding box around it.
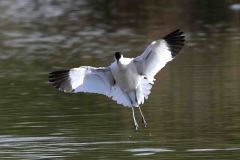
[111,61,141,92]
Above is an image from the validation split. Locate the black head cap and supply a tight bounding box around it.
[115,52,122,61]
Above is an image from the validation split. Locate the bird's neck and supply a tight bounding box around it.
[117,62,124,71]
[117,58,127,71]
[117,57,133,71]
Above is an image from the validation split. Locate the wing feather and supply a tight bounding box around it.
[49,66,114,97]
[134,29,185,80]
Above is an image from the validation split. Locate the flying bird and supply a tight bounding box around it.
[49,29,185,130]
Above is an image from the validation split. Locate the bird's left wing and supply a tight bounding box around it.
[134,29,185,80]
[49,66,114,97]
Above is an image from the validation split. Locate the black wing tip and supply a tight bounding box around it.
[49,70,69,76]
[163,29,185,57]
[48,69,73,93]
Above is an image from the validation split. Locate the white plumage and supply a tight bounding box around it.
[49,29,185,130]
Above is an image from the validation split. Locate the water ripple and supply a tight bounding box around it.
[187,148,240,152]
[126,148,175,156]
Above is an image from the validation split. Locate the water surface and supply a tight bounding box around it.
[0,0,240,159]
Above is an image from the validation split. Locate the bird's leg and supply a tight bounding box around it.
[138,106,147,127]
[131,107,138,130]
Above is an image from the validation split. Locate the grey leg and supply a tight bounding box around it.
[131,107,139,130]
[138,106,147,127]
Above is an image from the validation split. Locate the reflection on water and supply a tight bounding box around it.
[1,135,240,159]
[0,0,240,159]
[0,135,150,159]
[126,148,175,156]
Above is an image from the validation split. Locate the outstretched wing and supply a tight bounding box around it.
[49,66,114,97]
[134,29,185,80]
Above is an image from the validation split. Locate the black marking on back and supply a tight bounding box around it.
[48,70,73,93]
[163,29,185,57]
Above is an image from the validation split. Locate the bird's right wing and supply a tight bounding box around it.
[49,66,114,97]
[49,66,136,107]
[134,29,185,80]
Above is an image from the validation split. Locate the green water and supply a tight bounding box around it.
[0,0,240,159]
